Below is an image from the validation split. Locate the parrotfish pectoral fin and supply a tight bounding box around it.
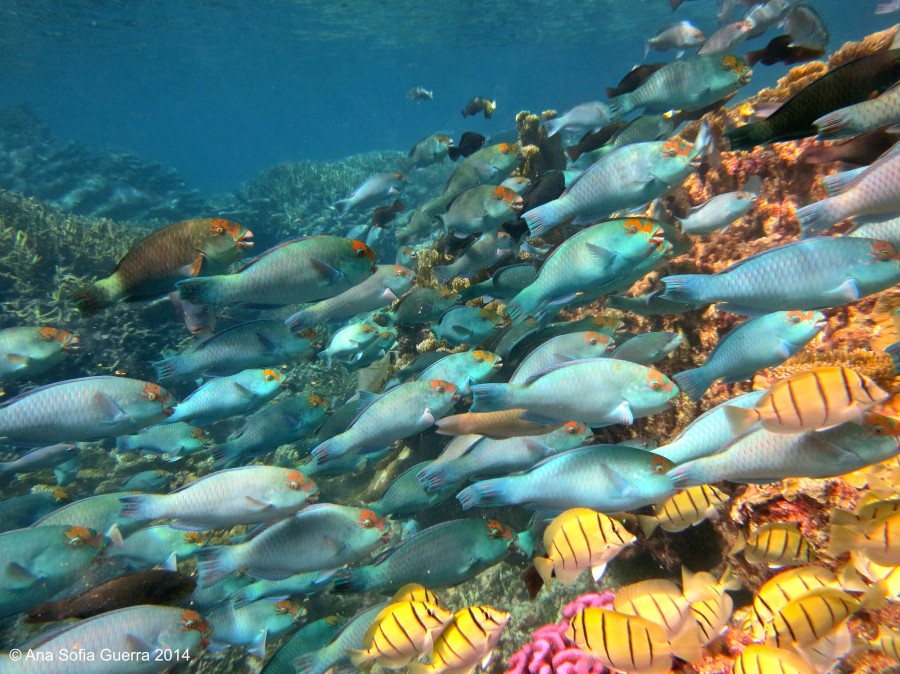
[584,243,618,264]
[6,561,39,588]
[608,401,635,425]
[833,278,862,302]
[93,390,129,423]
[248,630,268,660]
[245,496,275,510]
[125,633,156,655]
[311,258,347,284]
[189,253,206,277]
[518,411,564,426]
[4,353,28,367]
[601,464,639,498]
[420,406,436,426]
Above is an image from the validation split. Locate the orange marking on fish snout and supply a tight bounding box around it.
[359,509,386,532]
[487,519,513,540]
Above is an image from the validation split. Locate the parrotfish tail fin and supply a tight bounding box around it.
[672,367,715,402]
[532,555,554,592]
[814,109,854,140]
[723,123,764,153]
[821,168,865,197]
[666,462,704,490]
[826,524,858,559]
[211,444,239,469]
[796,201,837,238]
[723,405,760,437]
[541,116,566,138]
[152,356,183,381]
[886,341,900,375]
[285,309,312,332]
[469,383,516,413]
[416,462,458,492]
[176,277,219,307]
[456,479,511,510]
[194,545,238,588]
[659,275,706,304]
[637,514,660,538]
[522,202,563,238]
[293,651,327,674]
[309,437,350,465]
[334,199,351,218]
[71,283,109,316]
[118,494,163,520]
[606,94,632,122]
[230,587,255,608]
[331,569,370,594]
[433,264,454,286]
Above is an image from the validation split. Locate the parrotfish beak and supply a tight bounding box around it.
[511,196,524,213]
[62,336,80,352]
[649,234,665,248]
[740,69,753,85]
[492,357,503,369]
[814,316,829,330]
[237,231,254,249]
[162,406,175,417]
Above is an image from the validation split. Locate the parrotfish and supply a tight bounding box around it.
[310,380,459,464]
[34,491,142,535]
[417,421,590,491]
[116,422,208,459]
[433,230,516,285]
[106,525,208,569]
[0,524,107,619]
[506,218,664,322]
[0,492,67,533]
[847,215,900,247]
[434,409,562,438]
[798,148,900,236]
[406,133,453,169]
[785,2,829,49]
[0,375,174,445]
[153,319,317,379]
[457,444,675,513]
[413,349,502,395]
[673,311,826,401]
[726,48,900,150]
[543,101,613,137]
[208,598,305,657]
[285,264,414,331]
[394,287,459,326]
[0,326,78,384]
[571,114,678,169]
[293,603,389,674]
[510,331,614,384]
[213,394,329,467]
[522,140,698,237]
[176,235,377,308]
[368,460,462,517]
[0,443,78,478]
[697,19,753,56]
[119,465,318,529]
[457,263,538,302]
[73,217,252,315]
[333,518,516,593]
[231,571,332,608]
[660,237,900,314]
[194,504,389,587]
[0,606,208,673]
[816,81,900,139]
[164,367,284,426]
[317,321,379,367]
[608,54,751,119]
[610,331,683,365]
[668,421,900,488]
[442,142,520,202]
[470,358,678,427]
[430,306,502,346]
[678,190,757,235]
[645,20,705,57]
[121,468,174,492]
[336,172,406,217]
[436,185,522,237]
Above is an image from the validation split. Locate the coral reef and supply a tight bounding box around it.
[514,111,567,181]
[505,592,614,674]
[0,106,202,223]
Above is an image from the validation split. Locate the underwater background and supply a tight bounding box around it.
[0,0,898,673]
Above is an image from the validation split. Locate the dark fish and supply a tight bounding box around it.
[785,3,829,50]
[371,199,405,228]
[448,132,487,161]
[25,569,196,622]
[462,97,496,119]
[519,170,567,215]
[746,35,825,67]
[564,124,626,161]
[605,64,666,99]
[73,218,252,315]
[393,287,459,327]
[800,127,900,166]
[726,48,900,150]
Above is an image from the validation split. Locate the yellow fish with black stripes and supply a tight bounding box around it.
[348,599,453,669]
[829,511,900,567]
[391,582,441,606]
[532,508,636,592]
[730,522,817,568]
[567,606,702,674]
[682,566,739,645]
[855,625,900,663]
[746,565,840,640]
[724,366,890,436]
[763,584,886,650]
[410,605,510,674]
[732,644,816,674]
[637,484,729,536]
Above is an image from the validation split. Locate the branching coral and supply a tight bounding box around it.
[513,111,567,181]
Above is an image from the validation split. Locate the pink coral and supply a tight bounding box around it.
[505,592,615,674]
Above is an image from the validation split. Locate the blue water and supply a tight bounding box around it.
[0,0,892,195]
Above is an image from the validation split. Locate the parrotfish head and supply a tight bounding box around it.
[584,331,615,351]
[358,508,387,533]
[437,134,453,145]
[275,600,307,622]
[64,525,104,548]
[39,326,79,351]
[351,239,378,264]
[869,239,900,263]
[864,411,900,441]
[180,609,211,639]
[647,453,674,476]
[486,519,516,548]
[142,382,175,415]
[720,54,751,82]
[285,469,318,495]
[431,379,460,402]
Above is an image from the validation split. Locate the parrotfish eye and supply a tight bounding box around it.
[789,314,801,324]
[625,223,638,234]
[564,422,578,434]
[649,380,661,391]
[143,390,157,401]
[436,384,445,393]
